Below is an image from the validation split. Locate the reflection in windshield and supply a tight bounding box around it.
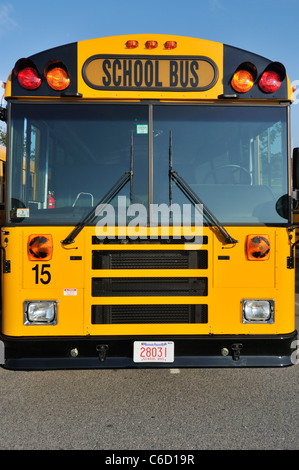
[10,104,149,225]
[10,103,288,225]
[153,105,288,224]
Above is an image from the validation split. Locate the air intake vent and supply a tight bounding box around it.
[92,249,208,270]
[92,277,207,297]
[92,304,208,324]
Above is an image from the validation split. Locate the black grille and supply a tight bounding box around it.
[92,304,208,324]
[92,249,208,270]
[92,277,207,297]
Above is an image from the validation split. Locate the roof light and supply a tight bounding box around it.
[246,235,270,260]
[164,41,177,50]
[46,65,70,91]
[126,40,139,49]
[145,40,158,49]
[231,63,257,93]
[28,235,53,261]
[258,62,285,93]
[17,66,41,90]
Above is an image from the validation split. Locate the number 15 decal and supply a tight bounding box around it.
[32,264,51,284]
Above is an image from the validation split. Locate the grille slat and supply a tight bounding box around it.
[92,249,208,270]
[92,277,207,297]
[92,304,208,324]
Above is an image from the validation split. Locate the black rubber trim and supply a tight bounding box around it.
[1,331,296,370]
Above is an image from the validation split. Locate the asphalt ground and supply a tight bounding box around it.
[0,276,298,451]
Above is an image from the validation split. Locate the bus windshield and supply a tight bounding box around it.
[9,103,288,225]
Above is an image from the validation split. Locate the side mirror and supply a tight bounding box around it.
[293,148,299,196]
[0,107,6,122]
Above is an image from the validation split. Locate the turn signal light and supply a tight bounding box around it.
[246,235,270,260]
[17,66,41,90]
[46,66,70,91]
[28,235,53,261]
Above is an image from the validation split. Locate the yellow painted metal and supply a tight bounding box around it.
[1,225,295,338]
[3,34,294,102]
[77,34,223,101]
[1,34,295,348]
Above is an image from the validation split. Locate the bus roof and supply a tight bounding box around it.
[4,34,293,102]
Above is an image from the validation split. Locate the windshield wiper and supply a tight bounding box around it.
[168,131,238,245]
[61,132,134,246]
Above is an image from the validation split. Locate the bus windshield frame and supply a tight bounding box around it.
[8,101,290,227]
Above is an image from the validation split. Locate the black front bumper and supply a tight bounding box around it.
[0,331,297,370]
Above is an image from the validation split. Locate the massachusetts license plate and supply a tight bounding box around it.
[133,341,174,363]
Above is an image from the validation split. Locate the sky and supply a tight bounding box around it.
[1,0,299,146]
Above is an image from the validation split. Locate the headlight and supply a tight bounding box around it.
[242,299,274,323]
[24,301,57,325]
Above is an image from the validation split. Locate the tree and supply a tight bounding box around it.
[0,127,6,146]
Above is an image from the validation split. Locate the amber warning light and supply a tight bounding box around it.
[14,58,71,92]
[246,235,270,260]
[231,61,285,94]
[231,69,255,93]
[28,235,53,261]
[45,65,70,91]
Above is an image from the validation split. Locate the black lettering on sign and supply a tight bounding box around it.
[82,55,218,92]
[180,61,189,87]
[190,60,199,87]
[112,59,121,86]
[169,61,178,87]
[123,59,132,87]
[155,60,162,87]
[102,59,111,86]
[144,60,153,87]
[134,60,143,87]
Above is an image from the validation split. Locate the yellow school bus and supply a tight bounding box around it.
[0,34,297,369]
[0,144,5,204]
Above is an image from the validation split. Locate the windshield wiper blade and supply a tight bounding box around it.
[168,131,238,245]
[61,133,134,246]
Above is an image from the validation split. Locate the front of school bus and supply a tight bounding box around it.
[0,34,297,368]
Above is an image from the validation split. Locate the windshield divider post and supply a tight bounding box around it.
[130,130,134,206]
[169,130,173,210]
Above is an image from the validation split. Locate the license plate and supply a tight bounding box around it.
[133,341,174,363]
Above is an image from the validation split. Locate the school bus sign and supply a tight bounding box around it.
[82,55,219,91]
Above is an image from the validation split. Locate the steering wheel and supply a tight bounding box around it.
[203,164,251,184]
